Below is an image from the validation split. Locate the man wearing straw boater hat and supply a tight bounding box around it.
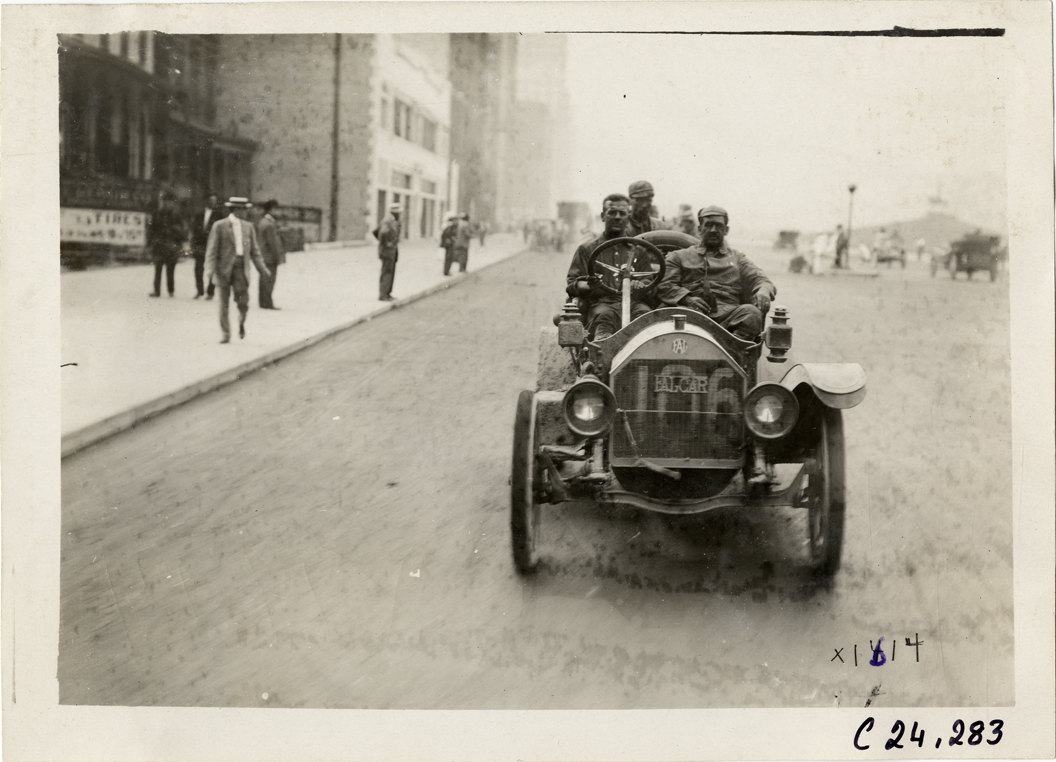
[204,197,271,343]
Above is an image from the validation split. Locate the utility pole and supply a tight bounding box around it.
[329,33,341,242]
[846,184,857,268]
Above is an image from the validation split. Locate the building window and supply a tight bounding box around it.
[394,99,412,140]
[391,171,412,190]
[421,118,437,152]
[380,97,390,131]
[420,197,435,238]
[120,32,129,60]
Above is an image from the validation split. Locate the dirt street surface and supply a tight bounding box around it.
[60,244,1012,708]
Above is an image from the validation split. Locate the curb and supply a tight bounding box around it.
[60,250,524,459]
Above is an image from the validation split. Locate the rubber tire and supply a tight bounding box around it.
[636,229,699,254]
[510,390,542,575]
[806,408,846,578]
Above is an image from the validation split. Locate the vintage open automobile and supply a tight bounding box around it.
[930,232,1003,281]
[510,231,867,579]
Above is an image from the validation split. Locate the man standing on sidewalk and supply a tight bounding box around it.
[191,191,225,299]
[454,212,472,273]
[377,202,402,301]
[256,199,285,309]
[440,212,458,276]
[205,197,271,343]
[149,191,187,298]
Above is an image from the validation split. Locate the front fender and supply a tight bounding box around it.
[779,363,867,409]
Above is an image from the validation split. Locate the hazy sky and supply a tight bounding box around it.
[562,33,1007,236]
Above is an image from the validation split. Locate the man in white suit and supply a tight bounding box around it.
[205,197,271,343]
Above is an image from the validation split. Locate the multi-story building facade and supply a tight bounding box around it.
[449,33,517,227]
[58,32,566,264]
[59,32,256,265]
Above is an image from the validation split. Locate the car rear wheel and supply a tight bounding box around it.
[804,408,846,577]
[511,390,543,575]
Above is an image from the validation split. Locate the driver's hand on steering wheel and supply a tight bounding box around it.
[572,277,600,297]
[680,295,711,315]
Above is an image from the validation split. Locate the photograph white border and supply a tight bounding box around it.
[3,2,1053,759]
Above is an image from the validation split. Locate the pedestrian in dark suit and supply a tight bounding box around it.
[149,191,187,298]
[204,197,271,343]
[377,203,402,301]
[191,191,226,299]
[256,199,285,309]
[440,212,458,275]
[454,212,472,272]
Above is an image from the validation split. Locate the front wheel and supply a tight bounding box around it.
[804,408,846,577]
[511,390,543,574]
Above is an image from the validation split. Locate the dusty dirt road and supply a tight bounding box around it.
[60,244,1012,708]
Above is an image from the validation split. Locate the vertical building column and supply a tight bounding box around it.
[329,33,342,242]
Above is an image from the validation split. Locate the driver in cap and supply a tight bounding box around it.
[566,193,655,341]
[657,205,775,342]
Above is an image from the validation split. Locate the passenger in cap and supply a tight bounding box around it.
[626,180,662,236]
[656,205,776,342]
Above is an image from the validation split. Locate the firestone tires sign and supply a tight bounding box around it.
[61,208,147,246]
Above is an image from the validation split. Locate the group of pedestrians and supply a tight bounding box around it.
[375,205,483,301]
[148,191,286,344]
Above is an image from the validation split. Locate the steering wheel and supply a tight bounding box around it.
[586,237,666,298]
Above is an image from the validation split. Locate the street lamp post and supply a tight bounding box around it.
[846,184,857,268]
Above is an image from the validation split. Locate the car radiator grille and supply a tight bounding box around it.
[610,358,744,462]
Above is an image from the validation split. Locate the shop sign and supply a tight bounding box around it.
[61,207,147,246]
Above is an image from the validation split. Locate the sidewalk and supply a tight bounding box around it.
[61,233,527,456]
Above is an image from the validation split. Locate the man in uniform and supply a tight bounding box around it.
[626,180,662,236]
[377,202,402,301]
[256,199,285,309]
[657,205,775,342]
[566,194,654,341]
[204,197,271,343]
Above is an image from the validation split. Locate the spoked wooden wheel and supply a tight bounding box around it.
[510,390,543,574]
[803,408,847,577]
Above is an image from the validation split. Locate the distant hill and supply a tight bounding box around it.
[848,213,999,250]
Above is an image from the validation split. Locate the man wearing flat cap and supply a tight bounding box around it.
[657,205,776,342]
[204,197,271,343]
[376,202,402,301]
[440,212,459,276]
[626,180,662,236]
[255,199,285,309]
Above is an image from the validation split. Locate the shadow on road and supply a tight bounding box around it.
[525,501,837,603]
